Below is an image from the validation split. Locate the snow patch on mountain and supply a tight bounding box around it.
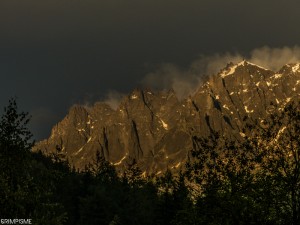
[220,64,239,78]
[113,154,128,166]
[223,104,230,110]
[272,73,282,79]
[74,147,84,155]
[161,119,169,130]
[131,94,138,99]
[220,60,269,78]
[245,106,254,113]
[292,64,300,73]
[275,126,287,142]
[246,61,269,71]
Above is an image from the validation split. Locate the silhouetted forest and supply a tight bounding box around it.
[1,98,300,225]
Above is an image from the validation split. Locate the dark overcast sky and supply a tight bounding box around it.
[1,0,300,140]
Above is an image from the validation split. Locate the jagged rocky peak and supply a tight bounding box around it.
[93,101,115,111]
[120,89,151,111]
[219,60,271,78]
[68,105,89,119]
[48,105,89,138]
[277,63,300,75]
[128,88,144,100]
[35,61,300,173]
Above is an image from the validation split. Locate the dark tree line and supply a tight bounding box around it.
[1,98,300,225]
[0,99,67,224]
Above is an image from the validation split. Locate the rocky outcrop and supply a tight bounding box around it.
[34,61,300,173]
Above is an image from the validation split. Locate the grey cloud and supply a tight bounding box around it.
[141,46,300,99]
[104,91,125,110]
[249,46,300,71]
[141,64,201,99]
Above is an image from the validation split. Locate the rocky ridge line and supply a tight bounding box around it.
[35,61,300,173]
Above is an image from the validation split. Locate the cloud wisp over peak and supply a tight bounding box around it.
[141,46,300,99]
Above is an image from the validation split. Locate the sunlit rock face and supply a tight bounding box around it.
[35,61,300,173]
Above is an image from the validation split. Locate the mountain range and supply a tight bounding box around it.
[34,61,300,174]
